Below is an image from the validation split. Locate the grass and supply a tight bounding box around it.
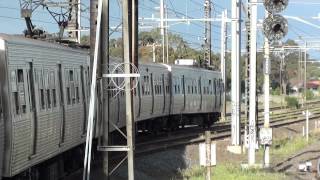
[181,164,287,180]
[268,131,318,157]
[181,132,320,180]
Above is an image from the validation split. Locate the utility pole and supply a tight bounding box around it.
[78,0,81,43]
[204,0,212,66]
[122,0,135,179]
[101,0,109,177]
[165,4,169,64]
[304,41,307,105]
[220,9,227,121]
[244,2,251,149]
[263,11,271,168]
[160,0,165,64]
[248,0,257,166]
[230,0,241,147]
[90,0,98,74]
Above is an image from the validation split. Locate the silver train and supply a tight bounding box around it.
[0,34,223,179]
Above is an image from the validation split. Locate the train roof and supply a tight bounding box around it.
[0,34,89,55]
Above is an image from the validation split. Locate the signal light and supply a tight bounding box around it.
[263,14,288,41]
[263,0,289,14]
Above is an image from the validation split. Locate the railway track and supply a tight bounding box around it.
[135,103,320,155]
[63,100,320,180]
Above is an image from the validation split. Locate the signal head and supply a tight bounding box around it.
[264,0,289,14]
[263,14,288,41]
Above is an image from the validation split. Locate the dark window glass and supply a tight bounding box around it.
[17,69,24,83]
[14,92,19,114]
[76,87,80,103]
[40,89,45,109]
[67,87,71,105]
[47,89,51,108]
[53,89,57,107]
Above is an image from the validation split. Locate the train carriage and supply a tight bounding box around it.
[0,34,89,178]
[0,34,223,180]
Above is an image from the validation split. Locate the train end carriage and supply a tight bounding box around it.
[0,34,90,179]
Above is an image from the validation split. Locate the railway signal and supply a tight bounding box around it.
[263,0,289,42]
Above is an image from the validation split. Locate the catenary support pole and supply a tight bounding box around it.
[244,3,251,149]
[204,0,212,66]
[160,0,165,64]
[83,0,102,179]
[101,0,109,178]
[122,0,135,179]
[205,131,211,180]
[248,0,257,166]
[220,9,227,121]
[231,0,241,146]
[263,10,270,168]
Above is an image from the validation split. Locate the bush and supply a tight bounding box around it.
[271,87,280,95]
[285,96,299,109]
[306,90,314,100]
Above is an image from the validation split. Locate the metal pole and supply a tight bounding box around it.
[78,0,81,43]
[160,0,165,64]
[122,0,135,179]
[231,0,241,146]
[90,0,98,75]
[153,43,156,63]
[306,110,309,141]
[304,41,307,105]
[101,0,109,177]
[205,131,211,180]
[83,0,102,179]
[244,3,251,149]
[263,11,270,168]
[165,4,169,64]
[204,0,212,66]
[248,0,257,166]
[220,10,227,121]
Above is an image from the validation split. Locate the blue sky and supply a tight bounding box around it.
[1,0,320,58]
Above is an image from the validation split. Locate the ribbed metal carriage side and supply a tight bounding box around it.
[0,38,10,179]
[0,34,89,177]
[0,38,5,180]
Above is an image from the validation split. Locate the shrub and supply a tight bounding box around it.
[271,87,281,95]
[306,90,314,100]
[285,96,299,109]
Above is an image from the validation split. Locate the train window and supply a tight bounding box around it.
[188,86,190,94]
[214,79,216,96]
[13,92,19,114]
[40,89,45,109]
[209,80,212,94]
[53,89,57,107]
[142,75,151,96]
[50,71,57,108]
[17,69,24,83]
[47,89,51,108]
[76,87,80,103]
[11,70,17,91]
[69,70,74,82]
[67,87,71,105]
[17,69,27,113]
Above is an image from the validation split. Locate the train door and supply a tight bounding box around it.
[58,64,66,144]
[27,62,38,156]
[10,65,34,157]
[80,66,88,135]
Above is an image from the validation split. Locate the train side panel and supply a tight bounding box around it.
[0,35,89,177]
[0,38,6,180]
